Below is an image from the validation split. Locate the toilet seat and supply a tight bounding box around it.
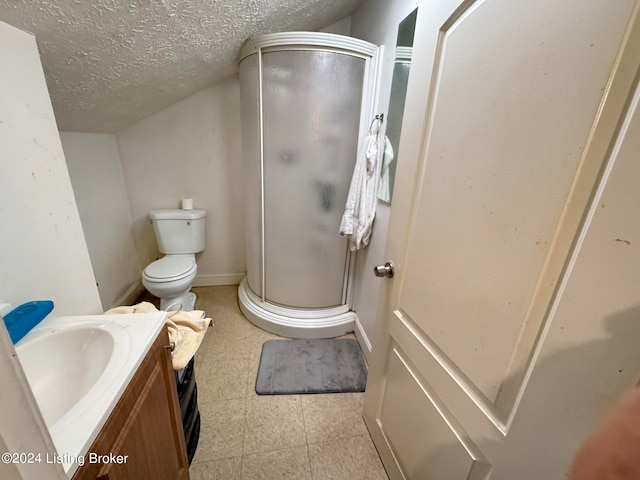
[143,256,196,282]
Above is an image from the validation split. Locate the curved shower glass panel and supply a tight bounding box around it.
[238,33,380,338]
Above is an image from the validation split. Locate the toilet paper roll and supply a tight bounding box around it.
[181,197,193,210]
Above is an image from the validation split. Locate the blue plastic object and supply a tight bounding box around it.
[3,301,54,344]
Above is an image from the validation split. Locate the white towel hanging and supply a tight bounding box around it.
[339,115,385,251]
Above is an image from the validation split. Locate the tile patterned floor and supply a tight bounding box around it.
[187,285,389,480]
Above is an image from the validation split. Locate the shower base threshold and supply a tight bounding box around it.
[238,278,355,339]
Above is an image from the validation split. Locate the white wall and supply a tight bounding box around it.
[0,21,101,316]
[321,16,352,34]
[116,75,246,286]
[60,132,142,310]
[348,0,419,361]
[0,20,95,479]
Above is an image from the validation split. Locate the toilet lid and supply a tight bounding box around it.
[144,256,196,281]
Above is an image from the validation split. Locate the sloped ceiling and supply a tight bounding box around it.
[0,0,362,132]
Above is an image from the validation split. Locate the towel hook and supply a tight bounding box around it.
[368,113,385,133]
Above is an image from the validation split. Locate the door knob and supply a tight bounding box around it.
[373,262,394,278]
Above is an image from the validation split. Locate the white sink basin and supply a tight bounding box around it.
[15,312,167,478]
[17,327,117,427]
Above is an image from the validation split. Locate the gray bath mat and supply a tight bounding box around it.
[255,338,367,395]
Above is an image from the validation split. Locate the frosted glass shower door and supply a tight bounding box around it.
[262,50,365,308]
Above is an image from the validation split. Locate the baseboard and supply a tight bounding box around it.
[111,281,144,309]
[353,313,372,366]
[192,273,246,287]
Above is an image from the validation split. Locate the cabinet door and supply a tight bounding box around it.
[97,359,188,480]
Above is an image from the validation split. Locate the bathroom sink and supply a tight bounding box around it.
[14,312,167,478]
[16,327,116,427]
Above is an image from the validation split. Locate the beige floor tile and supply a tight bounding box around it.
[243,395,307,455]
[194,285,243,319]
[351,391,365,410]
[193,285,282,359]
[308,435,388,480]
[241,445,312,480]
[301,393,368,445]
[189,456,242,480]
[200,313,280,361]
[194,340,210,365]
[195,357,250,401]
[193,398,246,463]
[207,330,272,360]
[335,332,357,340]
[209,310,254,332]
[194,327,224,361]
[246,353,263,397]
[186,286,386,480]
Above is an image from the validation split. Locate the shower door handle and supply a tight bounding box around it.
[373,262,394,278]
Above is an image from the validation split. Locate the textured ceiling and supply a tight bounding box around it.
[0,0,361,132]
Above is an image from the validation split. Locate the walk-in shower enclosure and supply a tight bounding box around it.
[238,32,380,338]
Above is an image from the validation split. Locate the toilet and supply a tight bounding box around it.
[142,209,206,311]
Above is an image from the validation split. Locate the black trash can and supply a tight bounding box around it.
[176,358,200,465]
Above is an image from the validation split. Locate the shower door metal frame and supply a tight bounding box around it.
[238,32,383,338]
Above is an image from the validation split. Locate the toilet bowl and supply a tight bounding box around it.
[142,254,198,311]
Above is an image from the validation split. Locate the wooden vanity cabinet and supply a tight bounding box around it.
[73,325,190,480]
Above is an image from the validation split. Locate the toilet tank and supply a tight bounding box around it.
[149,209,206,254]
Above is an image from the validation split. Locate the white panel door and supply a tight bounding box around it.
[364,0,640,478]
